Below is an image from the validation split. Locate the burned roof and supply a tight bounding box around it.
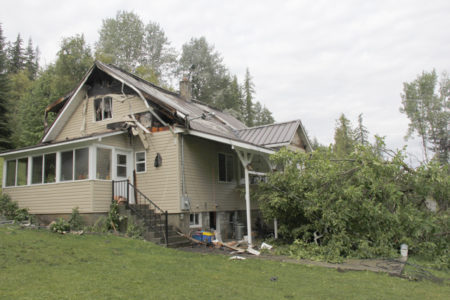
[42,61,310,151]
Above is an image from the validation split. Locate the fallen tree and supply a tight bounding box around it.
[256,142,449,268]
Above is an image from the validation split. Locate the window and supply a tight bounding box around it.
[31,156,43,184]
[44,153,56,183]
[94,97,112,121]
[60,148,90,181]
[116,154,127,178]
[190,213,201,228]
[218,153,234,182]
[97,148,111,179]
[5,158,28,187]
[75,148,89,180]
[135,152,146,173]
[17,158,28,186]
[5,160,16,187]
[60,151,74,181]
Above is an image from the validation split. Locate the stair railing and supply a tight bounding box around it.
[112,180,168,246]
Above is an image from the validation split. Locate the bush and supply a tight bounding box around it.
[68,207,84,230]
[50,218,70,233]
[0,194,30,222]
[126,220,145,239]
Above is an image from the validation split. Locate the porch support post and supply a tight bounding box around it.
[244,165,252,246]
[235,148,254,247]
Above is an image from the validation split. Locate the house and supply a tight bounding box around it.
[0,61,311,245]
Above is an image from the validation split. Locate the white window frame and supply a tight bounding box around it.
[189,213,202,228]
[135,152,146,173]
[4,157,29,187]
[93,96,113,122]
[59,147,90,182]
[218,152,234,183]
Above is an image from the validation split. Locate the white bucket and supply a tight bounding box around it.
[400,244,408,257]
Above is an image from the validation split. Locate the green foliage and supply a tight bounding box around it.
[126,220,145,239]
[7,34,25,74]
[0,24,12,150]
[106,201,125,231]
[333,113,355,158]
[400,70,449,164]
[68,207,84,230]
[96,11,176,85]
[0,194,30,222]
[50,218,70,233]
[257,145,449,267]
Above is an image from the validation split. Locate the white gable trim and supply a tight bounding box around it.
[42,66,95,143]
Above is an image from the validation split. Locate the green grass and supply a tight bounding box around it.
[0,226,448,300]
[0,157,3,193]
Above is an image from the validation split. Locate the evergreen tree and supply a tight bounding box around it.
[0,23,12,149]
[333,113,355,158]
[354,113,369,145]
[8,34,25,73]
[243,68,255,127]
[24,38,38,80]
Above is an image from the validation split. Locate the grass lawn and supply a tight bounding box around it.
[0,226,448,300]
[0,157,3,193]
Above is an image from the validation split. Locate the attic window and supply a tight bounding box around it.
[94,97,112,121]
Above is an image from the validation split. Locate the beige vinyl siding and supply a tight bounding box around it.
[3,181,93,214]
[92,180,112,212]
[135,131,180,213]
[182,135,247,213]
[97,134,130,149]
[55,95,148,142]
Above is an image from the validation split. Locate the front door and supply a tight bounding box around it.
[114,150,134,203]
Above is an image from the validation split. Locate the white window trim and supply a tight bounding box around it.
[4,156,29,187]
[59,147,90,182]
[189,213,202,228]
[93,96,113,122]
[218,152,234,183]
[135,151,146,173]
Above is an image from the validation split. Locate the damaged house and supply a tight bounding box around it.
[1,61,311,246]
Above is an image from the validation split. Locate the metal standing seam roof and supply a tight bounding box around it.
[236,120,301,146]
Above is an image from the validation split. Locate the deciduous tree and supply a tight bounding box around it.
[400,70,449,164]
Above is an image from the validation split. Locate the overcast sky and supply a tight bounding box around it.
[1,0,449,163]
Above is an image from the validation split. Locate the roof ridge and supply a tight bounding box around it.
[96,61,180,98]
[237,119,300,132]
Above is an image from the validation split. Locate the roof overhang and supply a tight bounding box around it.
[0,131,124,157]
[185,129,275,155]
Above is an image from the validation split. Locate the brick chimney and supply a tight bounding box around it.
[179,77,192,102]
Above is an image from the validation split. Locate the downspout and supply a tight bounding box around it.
[180,134,190,210]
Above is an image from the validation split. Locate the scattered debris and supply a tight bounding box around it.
[229,256,246,260]
[71,230,84,235]
[270,276,278,282]
[246,247,261,256]
[260,242,273,250]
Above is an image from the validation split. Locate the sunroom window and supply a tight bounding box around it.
[31,156,43,184]
[44,153,56,183]
[97,148,112,180]
[94,97,112,121]
[16,158,28,186]
[5,160,16,187]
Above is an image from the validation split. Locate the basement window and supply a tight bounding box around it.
[190,213,201,228]
[94,97,112,121]
[218,153,234,183]
[135,152,146,173]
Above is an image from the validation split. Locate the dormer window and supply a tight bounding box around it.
[94,97,112,121]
